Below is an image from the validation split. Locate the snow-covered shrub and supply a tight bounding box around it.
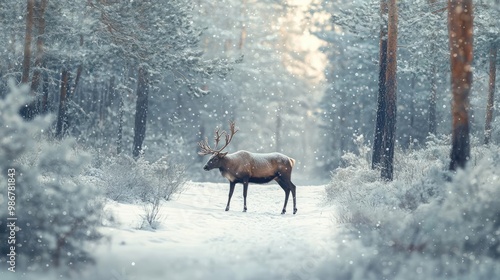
[140,184,163,230]
[489,117,500,144]
[148,155,187,201]
[96,154,186,230]
[0,82,103,272]
[321,135,500,279]
[326,135,379,214]
[98,154,145,201]
[407,155,500,258]
[99,154,186,203]
[327,134,452,222]
[393,134,449,186]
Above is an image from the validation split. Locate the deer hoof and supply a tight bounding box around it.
[243,209,247,212]
[225,207,229,211]
[293,208,297,214]
[281,210,286,215]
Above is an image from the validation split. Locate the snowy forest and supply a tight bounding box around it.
[0,0,499,279]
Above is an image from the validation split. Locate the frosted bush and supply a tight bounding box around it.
[327,135,379,209]
[322,134,500,279]
[96,154,186,230]
[139,156,186,230]
[412,155,500,259]
[100,154,186,203]
[98,154,145,201]
[0,82,102,272]
[147,155,187,201]
[139,183,163,230]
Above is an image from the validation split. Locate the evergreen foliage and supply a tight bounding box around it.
[322,135,500,279]
[0,82,102,272]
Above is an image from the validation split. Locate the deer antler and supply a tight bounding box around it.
[197,126,224,155]
[198,121,238,155]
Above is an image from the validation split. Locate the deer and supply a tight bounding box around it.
[198,121,298,214]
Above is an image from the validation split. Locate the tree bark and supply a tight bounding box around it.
[21,0,35,85]
[91,82,98,113]
[101,76,114,125]
[55,69,69,139]
[484,44,497,144]
[338,91,347,153]
[372,0,388,169]
[7,33,17,76]
[410,72,416,131]
[239,0,247,50]
[132,66,149,158]
[69,35,84,97]
[448,0,473,171]
[380,0,398,181]
[30,0,48,95]
[41,71,49,113]
[429,62,437,135]
[117,93,124,155]
[405,71,416,149]
[198,124,206,164]
[428,0,438,136]
[276,106,282,152]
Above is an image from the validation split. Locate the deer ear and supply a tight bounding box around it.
[218,152,228,157]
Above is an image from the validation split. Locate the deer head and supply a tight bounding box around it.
[198,121,238,170]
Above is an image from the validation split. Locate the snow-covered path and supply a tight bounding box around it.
[87,182,337,280]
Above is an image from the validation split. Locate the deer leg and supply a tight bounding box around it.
[277,179,290,214]
[282,188,290,214]
[226,182,236,211]
[290,181,297,214]
[243,182,248,212]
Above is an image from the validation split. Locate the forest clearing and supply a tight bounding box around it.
[90,183,333,280]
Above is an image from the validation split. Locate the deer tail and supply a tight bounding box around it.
[289,157,296,168]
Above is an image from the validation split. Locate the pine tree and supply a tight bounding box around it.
[448,0,473,171]
[0,82,102,271]
[484,43,497,144]
[380,0,398,180]
[90,0,234,157]
[372,0,389,169]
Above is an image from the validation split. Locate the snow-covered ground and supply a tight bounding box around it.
[85,182,337,280]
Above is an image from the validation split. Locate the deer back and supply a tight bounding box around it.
[222,151,294,180]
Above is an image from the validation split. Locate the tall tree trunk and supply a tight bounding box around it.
[100,76,114,125]
[429,62,438,135]
[21,0,35,85]
[71,64,83,97]
[276,106,282,152]
[448,0,473,171]
[30,0,48,96]
[55,69,69,139]
[70,35,84,97]
[239,0,247,50]
[91,83,98,113]
[198,124,206,164]
[116,93,124,155]
[176,90,183,120]
[410,72,416,131]
[7,33,17,76]
[380,0,398,180]
[372,0,389,169]
[428,0,438,136]
[41,71,49,113]
[484,44,497,144]
[98,86,104,126]
[132,66,149,158]
[338,93,346,154]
